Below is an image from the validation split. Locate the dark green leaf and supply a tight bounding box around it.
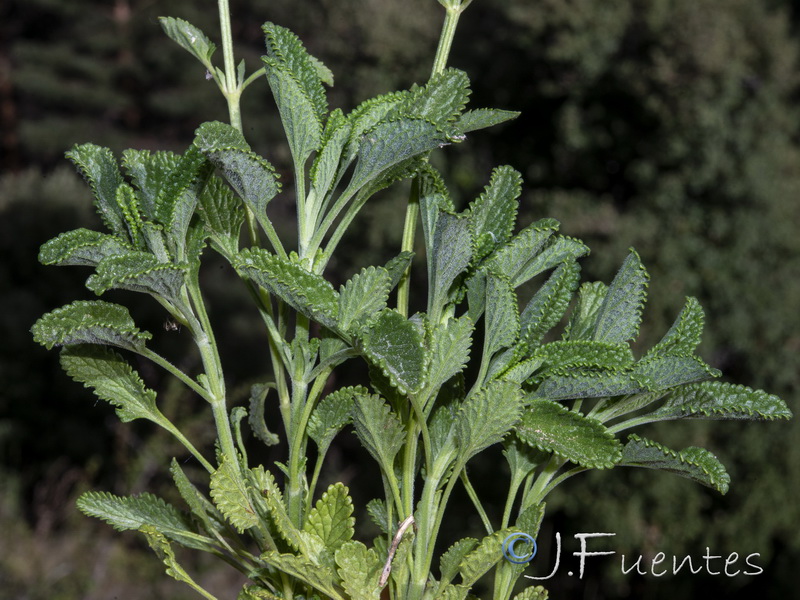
[339,266,392,333]
[652,381,792,421]
[483,272,519,359]
[564,282,607,341]
[351,392,405,471]
[455,108,521,134]
[39,228,131,267]
[66,143,127,238]
[427,316,474,393]
[248,383,280,446]
[519,261,581,348]
[468,166,521,263]
[360,309,427,395]
[86,252,186,304]
[308,386,360,451]
[646,296,705,359]
[159,17,216,67]
[456,380,523,464]
[593,250,649,344]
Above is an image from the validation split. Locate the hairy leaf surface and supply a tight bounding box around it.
[652,381,792,421]
[593,250,648,344]
[305,483,355,552]
[361,310,426,394]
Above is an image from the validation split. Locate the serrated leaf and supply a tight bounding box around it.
[77,491,210,550]
[115,183,145,249]
[39,228,131,267]
[312,117,352,199]
[197,175,244,257]
[238,585,282,600]
[263,58,323,170]
[533,370,644,401]
[338,266,392,333]
[361,310,427,394]
[564,281,608,341]
[515,236,588,289]
[32,300,151,351]
[593,250,649,344]
[210,458,258,532]
[483,273,519,359]
[527,340,634,384]
[456,380,523,464]
[308,386,361,451]
[440,538,479,585]
[343,119,446,200]
[458,529,515,586]
[632,355,719,391]
[66,143,127,238]
[122,149,181,221]
[428,211,473,317]
[86,252,186,303]
[159,16,216,67]
[366,499,389,535]
[351,392,405,473]
[235,248,339,329]
[139,526,216,598]
[503,436,547,484]
[248,383,280,446]
[263,22,328,119]
[193,122,281,230]
[400,68,471,124]
[335,541,382,600]
[651,381,792,421]
[455,108,521,134]
[486,219,559,286]
[305,483,355,552]
[259,552,343,600]
[518,261,581,348]
[170,459,227,536]
[383,251,415,290]
[516,400,622,469]
[468,166,521,262]
[427,316,474,393]
[646,296,705,359]
[60,345,162,423]
[512,586,549,600]
[620,435,730,494]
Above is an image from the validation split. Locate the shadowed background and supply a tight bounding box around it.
[1,0,799,598]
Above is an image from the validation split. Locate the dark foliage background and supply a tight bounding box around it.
[1,0,798,598]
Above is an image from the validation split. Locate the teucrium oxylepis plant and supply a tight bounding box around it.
[31,1,791,599]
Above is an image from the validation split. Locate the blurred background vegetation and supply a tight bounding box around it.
[1,0,799,598]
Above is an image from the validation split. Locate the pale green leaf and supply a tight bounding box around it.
[533,371,643,401]
[338,266,392,333]
[514,235,588,288]
[335,540,382,600]
[312,116,352,199]
[361,310,427,395]
[248,383,280,446]
[427,315,474,392]
[383,251,415,290]
[620,435,730,494]
[60,345,160,423]
[259,552,343,600]
[366,498,389,535]
[516,400,622,469]
[197,175,244,257]
[170,459,227,535]
[39,228,130,267]
[32,300,151,351]
[458,529,515,586]
[159,17,216,67]
[307,386,361,451]
[486,219,559,286]
[400,68,471,124]
[593,250,649,344]
[652,381,792,421]
[351,392,405,472]
[428,211,473,315]
[483,273,519,359]
[304,483,355,552]
[512,586,549,600]
[235,248,339,329]
[440,538,479,585]
[139,526,217,598]
[456,380,523,464]
[210,458,259,532]
[631,355,719,391]
[238,585,282,600]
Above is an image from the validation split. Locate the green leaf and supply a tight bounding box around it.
[503,436,547,484]
[235,248,339,329]
[122,149,180,221]
[351,392,405,472]
[533,371,644,401]
[631,355,719,391]
[308,386,360,451]
[197,175,244,257]
[620,435,730,494]
[383,251,415,290]
[400,68,471,124]
[170,459,227,536]
[516,400,622,469]
[263,58,323,170]
[193,122,281,229]
[531,340,634,379]
[39,228,130,267]
[483,272,520,360]
[60,345,161,423]
[32,300,151,351]
[115,183,145,250]
[428,211,473,316]
[338,266,392,333]
[468,166,521,263]
[366,499,390,535]
[304,483,355,552]
[456,381,523,464]
[458,529,515,587]
[312,116,352,199]
[210,458,259,533]
[593,250,649,344]
[486,219,559,286]
[440,538,479,585]
[248,383,280,446]
[454,108,521,134]
[564,282,607,341]
[512,586,549,600]
[518,261,581,348]
[651,381,792,421]
[335,540,382,600]
[159,17,216,68]
[427,316,474,393]
[86,252,186,304]
[343,119,446,199]
[139,526,217,598]
[238,585,282,600]
[360,309,427,395]
[516,235,589,288]
[646,296,705,359]
[77,491,209,550]
[259,552,343,600]
[262,22,328,119]
[66,143,127,238]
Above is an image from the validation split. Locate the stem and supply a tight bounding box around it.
[460,470,493,534]
[396,179,420,317]
[431,5,464,78]
[217,0,242,131]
